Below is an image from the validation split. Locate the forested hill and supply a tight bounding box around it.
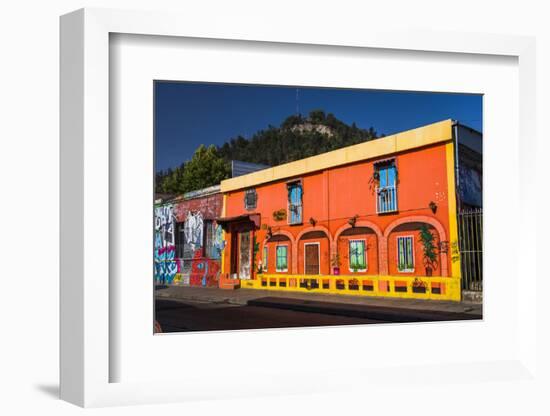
[217,110,379,166]
[155,110,381,195]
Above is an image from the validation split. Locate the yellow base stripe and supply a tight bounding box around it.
[445,142,462,280]
[220,194,227,274]
[240,274,461,301]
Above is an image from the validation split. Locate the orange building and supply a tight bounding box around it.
[217,120,482,301]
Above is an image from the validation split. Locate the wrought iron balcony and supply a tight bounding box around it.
[288,203,303,225]
[376,186,398,213]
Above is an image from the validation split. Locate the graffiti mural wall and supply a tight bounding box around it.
[154,204,177,284]
[154,187,224,287]
[184,211,204,252]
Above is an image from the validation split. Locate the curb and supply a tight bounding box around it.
[247,297,482,323]
[155,291,247,306]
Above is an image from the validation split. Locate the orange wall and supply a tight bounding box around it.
[224,142,452,278]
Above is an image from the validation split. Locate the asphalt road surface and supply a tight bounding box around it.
[155,298,385,332]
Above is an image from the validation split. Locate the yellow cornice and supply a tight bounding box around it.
[220,119,453,193]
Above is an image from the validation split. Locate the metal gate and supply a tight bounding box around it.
[458,208,483,291]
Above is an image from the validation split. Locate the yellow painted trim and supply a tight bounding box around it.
[221,119,454,192]
[240,274,461,301]
[445,142,462,281]
[220,194,227,274]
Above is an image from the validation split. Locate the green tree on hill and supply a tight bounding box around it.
[156,163,185,195]
[180,145,231,193]
[156,110,380,194]
[217,110,379,166]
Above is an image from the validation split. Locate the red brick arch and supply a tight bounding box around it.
[382,215,448,277]
[296,225,333,243]
[333,221,384,274]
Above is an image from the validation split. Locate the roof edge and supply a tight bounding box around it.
[220,119,453,193]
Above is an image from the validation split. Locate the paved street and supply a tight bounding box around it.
[155,285,481,332]
[156,285,482,314]
[155,298,384,332]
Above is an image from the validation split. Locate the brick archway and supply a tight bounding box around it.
[382,215,448,277]
[296,225,333,243]
[262,230,296,273]
[334,221,384,274]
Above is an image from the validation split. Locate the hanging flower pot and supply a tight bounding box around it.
[331,253,341,275]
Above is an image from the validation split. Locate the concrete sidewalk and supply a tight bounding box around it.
[155,285,482,317]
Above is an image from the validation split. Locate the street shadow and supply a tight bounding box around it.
[155,285,169,290]
[34,383,59,399]
[155,299,198,311]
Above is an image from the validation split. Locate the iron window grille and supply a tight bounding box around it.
[244,188,257,210]
[349,239,367,272]
[287,181,303,225]
[397,236,414,272]
[203,220,219,259]
[375,160,398,213]
[276,245,288,272]
[262,246,268,273]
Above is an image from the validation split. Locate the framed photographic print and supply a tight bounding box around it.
[60,7,538,408]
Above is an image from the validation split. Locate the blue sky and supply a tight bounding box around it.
[155,82,482,172]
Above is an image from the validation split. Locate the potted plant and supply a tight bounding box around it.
[336,279,345,290]
[331,253,341,275]
[412,278,428,293]
[419,224,438,276]
[349,278,359,290]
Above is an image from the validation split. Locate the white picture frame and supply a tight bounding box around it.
[60,7,538,408]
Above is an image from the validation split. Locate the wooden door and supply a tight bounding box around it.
[304,243,320,275]
[230,230,239,275]
[238,231,252,279]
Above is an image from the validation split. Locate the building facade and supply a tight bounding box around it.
[154,185,224,286]
[217,120,475,301]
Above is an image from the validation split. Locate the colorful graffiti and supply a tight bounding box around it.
[213,224,225,258]
[189,250,221,287]
[184,211,225,286]
[184,211,203,251]
[154,190,224,287]
[154,204,177,284]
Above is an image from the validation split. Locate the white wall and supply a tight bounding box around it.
[1,1,548,415]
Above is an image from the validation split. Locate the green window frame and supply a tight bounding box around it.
[348,239,367,272]
[397,236,414,272]
[262,246,268,273]
[276,245,288,272]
